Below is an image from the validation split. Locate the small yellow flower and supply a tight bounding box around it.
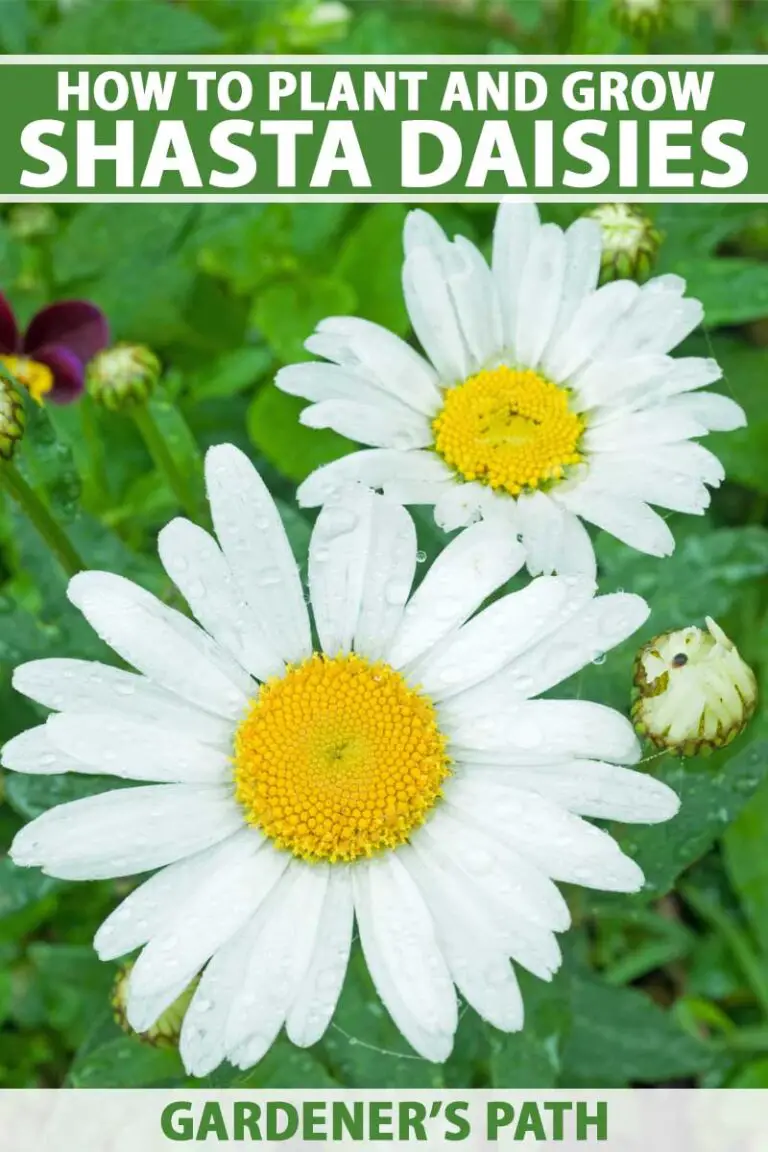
[632,617,758,756]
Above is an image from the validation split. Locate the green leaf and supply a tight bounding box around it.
[41,0,221,53]
[186,347,275,403]
[248,385,354,484]
[704,335,768,496]
[0,858,59,921]
[561,976,720,1086]
[335,206,409,334]
[251,277,356,364]
[723,777,768,958]
[69,1035,186,1088]
[675,259,768,328]
[601,738,768,904]
[489,972,570,1088]
[230,1040,338,1088]
[53,205,197,285]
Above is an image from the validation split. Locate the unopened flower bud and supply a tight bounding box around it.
[112,963,197,1049]
[632,618,758,757]
[87,344,160,412]
[586,204,661,284]
[0,375,26,460]
[7,204,58,242]
[612,0,669,37]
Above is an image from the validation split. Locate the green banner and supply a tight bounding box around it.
[1,56,765,199]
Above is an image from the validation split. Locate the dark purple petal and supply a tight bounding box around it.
[0,292,20,354]
[23,300,110,364]
[33,343,85,404]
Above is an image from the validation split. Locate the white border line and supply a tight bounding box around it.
[1,54,763,202]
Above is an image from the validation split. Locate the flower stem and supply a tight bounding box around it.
[132,404,198,522]
[0,461,85,577]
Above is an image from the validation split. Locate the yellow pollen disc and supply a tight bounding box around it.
[432,366,585,497]
[0,355,53,404]
[234,653,450,864]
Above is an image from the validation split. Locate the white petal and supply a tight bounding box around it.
[417,804,570,933]
[599,289,703,359]
[94,837,248,961]
[543,280,640,382]
[225,863,329,1064]
[406,824,563,980]
[584,408,708,450]
[572,354,671,412]
[353,854,457,1062]
[546,217,602,348]
[624,442,724,488]
[515,490,565,576]
[447,778,644,892]
[44,712,231,785]
[68,572,253,721]
[433,481,501,532]
[278,361,427,416]
[492,201,540,349]
[403,241,470,382]
[12,659,232,747]
[447,234,504,368]
[514,223,567,370]
[309,488,374,657]
[180,919,257,1077]
[400,846,524,1032]
[353,499,417,662]
[309,488,416,661]
[583,458,711,515]
[386,519,524,670]
[10,784,243,880]
[2,725,91,776]
[554,509,597,579]
[555,486,675,558]
[298,449,452,509]
[286,867,354,1048]
[126,836,288,1024]
[479,759,680,824]
[446,698,641,765]
[663,392,746,432]
[158,519,284,683]
[414,577,585,700]
[502,591,649,699]
[205,444,311,666]
[301,398,433,450]
[308,315,443,415]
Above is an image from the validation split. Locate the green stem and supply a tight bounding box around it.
[80,394,110,508]
[132,403,199,522]
[0,462,85,577]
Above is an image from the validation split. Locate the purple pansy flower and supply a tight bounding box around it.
[0,292,110,404]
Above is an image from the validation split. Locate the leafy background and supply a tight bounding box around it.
[1,0,768,1092]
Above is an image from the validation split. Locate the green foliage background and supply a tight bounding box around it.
[1,0,768,1092]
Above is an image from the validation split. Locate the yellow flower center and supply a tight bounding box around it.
[432,366,585,497]
[0,355,53,404]
[234,653,450,863]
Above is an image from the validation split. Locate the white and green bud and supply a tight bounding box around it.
[632,617,758,757]
[585,204,662,284]
[87,344,161,412]
[0,375,26,461]
[112,963,197,1049]
[7,204,58,242]
[611,0,670,37]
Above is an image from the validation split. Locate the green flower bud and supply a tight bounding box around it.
[585,204,662,284]
[112,962,197,1049]
[7,204,58,241]
[87,344,161,412]
[632,617,758,757]
[0,375,26,461]
[611,0,670,38]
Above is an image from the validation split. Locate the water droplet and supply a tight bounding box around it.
[416,550,427,564]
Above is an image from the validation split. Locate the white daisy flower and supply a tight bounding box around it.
[282,203,745,579]
[5,444,679,1075]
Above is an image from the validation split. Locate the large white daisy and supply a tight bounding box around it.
[5,445,678,1075]
[282,202,745,579]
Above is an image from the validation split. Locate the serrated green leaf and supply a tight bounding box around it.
[489,972,570,1088]
[69,1035,186,1088]
[41,0,221,53]
[676,259,768,328]
[335,205,409,333]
